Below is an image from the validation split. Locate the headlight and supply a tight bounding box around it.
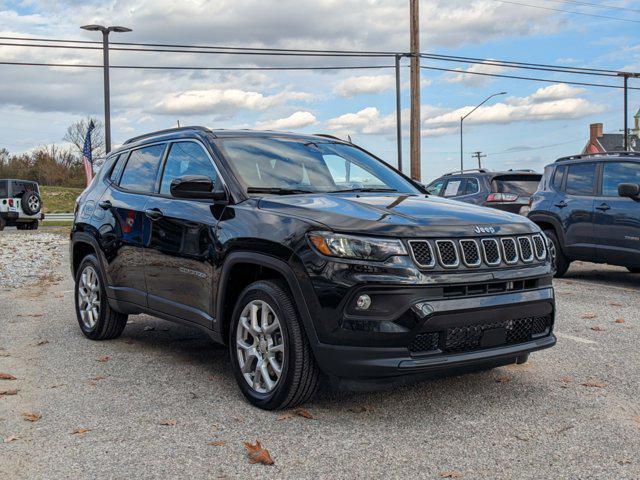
[308,232,407,261]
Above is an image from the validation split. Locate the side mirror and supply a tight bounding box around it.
[170,175,227,201]
[618,183,640,200]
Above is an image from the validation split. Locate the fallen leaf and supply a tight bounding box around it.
[294,408,313,419]
[34,340,49,346]
[22,412,42,422]
[207,440,226,446]
[617,459,632,465]
[614,318,626,324]
[0,352,10,357]
[495,376,510,384]
[243,440,274,465]
[97,356,110,363]
[50,384,64,389]
[590,325,605,332]
[608,301,623,307]
[0,389,19,396]
[440,471,463,478]
[349,405,375,413]
[0,373,16,380]
[581,380,606,388]
[3,435,19,443]
[71,428,91,435]
[634,416,640,426]
[207,374,216,381]
[582,312,597,319]
[159,419,177,426]
[276,412,293,421]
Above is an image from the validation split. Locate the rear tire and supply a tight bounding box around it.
[627,267,640,274]
[0,217,5,231]
[544,229,570,278]
[229,280,321,410]
[74,255,128,340]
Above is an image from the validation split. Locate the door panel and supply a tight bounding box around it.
[562,162,597,259]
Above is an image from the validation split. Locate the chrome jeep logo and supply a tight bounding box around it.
[474,226,496,235]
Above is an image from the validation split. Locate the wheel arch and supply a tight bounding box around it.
[70,231,104,277]
[529,213,566,252]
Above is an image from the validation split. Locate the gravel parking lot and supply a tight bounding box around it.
[1,230,639,479]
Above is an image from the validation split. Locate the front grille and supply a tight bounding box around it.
[436,240,459,268]
[460,240,481,267]
[532,234,546,260]
[482,239,501,265]
[443,315,552,354]
[409,240,434,267]
[518,237,534,262]
[408,332,440,353]
[501,238,518,264]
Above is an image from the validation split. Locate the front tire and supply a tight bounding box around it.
[74,255,128,340]
[229,280,321,410]
[545,229,570,278]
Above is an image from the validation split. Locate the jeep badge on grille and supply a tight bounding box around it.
[474,226,496,234]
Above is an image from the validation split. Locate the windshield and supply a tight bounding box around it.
[216,137,419,194]
[492,175,541,196]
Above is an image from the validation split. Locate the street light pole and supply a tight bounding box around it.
[459,91,507,173]
[81,24,132,154]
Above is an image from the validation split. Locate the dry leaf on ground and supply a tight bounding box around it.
[276,412,293,421]
[97,355,110,363]
[590,325,605,332]
[3,435,19,443]
[294,408,313,419]
[207,440,226,446]
[349,405,375,413]
[22,412,42,422]
[35,340,49,346]
[440,471,463,478]
[633,416,640,426]
[71,428,91,435]
[243,440,274,465]
[159,419,177,426]
[581,380,606,388]
[0,352,10,357]
[582,313,597,319]
[608,301,623,306]
[495,376,510,384]
[0,389,19,396]
[614,318,626,324]
[0,373,17,380]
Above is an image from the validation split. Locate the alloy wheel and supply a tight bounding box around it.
[77,265,101,330]
[235,300,285,394]
[28,196,40,212]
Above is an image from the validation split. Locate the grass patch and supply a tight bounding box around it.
[40,186,83,213]
[41,220,73,227]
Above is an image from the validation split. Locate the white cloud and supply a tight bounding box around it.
[333,75,395,97]
[326,107,396,135]
[255,111,317,130]
[443,61,506,86]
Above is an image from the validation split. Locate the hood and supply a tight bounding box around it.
[257,193,538,238]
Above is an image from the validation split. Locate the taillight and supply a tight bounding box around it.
[486,193,519,202]
[8,199,13,207]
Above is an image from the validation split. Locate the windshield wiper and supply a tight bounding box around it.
[329,187,398,193]
[246,187,313,195]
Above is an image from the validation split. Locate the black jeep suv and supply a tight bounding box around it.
[529,152,640,277]
[70,127,556,410]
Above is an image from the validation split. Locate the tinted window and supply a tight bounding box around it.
[119,144,166,193]
[552,166,566,191]
[601,162,640,197]
[443,179,464,197]
[109,153,127,182]
[160,142,219,196]
[465,178,480,195]
[0,180,7,198]
[11,180,38,197]
[565,163,596,196]
[426,179,445,195]
[492,175,541,195]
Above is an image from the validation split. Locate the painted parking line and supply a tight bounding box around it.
[555,331,597,345]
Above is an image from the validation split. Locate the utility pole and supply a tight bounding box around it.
[81,24,132,153]
[395,54,403,173]
[471,151,486,169]
[409,0,421,181]
[617,72,640,151]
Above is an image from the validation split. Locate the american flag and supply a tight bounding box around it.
[82,120,96,186]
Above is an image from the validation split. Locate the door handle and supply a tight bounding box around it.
[554,201,567,208]
[98,200,112,210]
[145,208,164,221]
[596,203,611,211]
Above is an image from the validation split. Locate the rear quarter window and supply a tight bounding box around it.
[491,175,541,196]
[0,180,7,198]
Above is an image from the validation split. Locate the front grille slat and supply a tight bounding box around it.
[436,240,459,268]
[518,236,534,262]
[501,238,518,264]
[408,240,435,268]
[481,238,501,266]
[459,240,481,267]
[532,234,546,260]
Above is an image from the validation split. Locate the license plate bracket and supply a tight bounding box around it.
[480,327,507,348]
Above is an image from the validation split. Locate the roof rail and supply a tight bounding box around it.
[506,168,536,173]
[123,126,212,145]
[443,168,490,176]
[555,151,640,162]
[313,133,349,142]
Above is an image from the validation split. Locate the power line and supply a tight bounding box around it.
[541,0,640,14]
[493,0,640,24]
[420,65,640,90]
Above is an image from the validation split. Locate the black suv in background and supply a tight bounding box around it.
[70,127,556,410]
[425,169,542,215]
[528,152,640,277]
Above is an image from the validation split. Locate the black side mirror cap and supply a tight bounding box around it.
[618,183,640,200]
[170,175,227,201]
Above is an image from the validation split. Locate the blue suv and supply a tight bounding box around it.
[528,152,640,277]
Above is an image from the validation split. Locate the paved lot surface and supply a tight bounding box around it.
[1,230,639,479]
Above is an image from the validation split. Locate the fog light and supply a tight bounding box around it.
[356,294,372,310]
[412,301,434,318]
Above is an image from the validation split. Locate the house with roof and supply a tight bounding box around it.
[583,108,640,154]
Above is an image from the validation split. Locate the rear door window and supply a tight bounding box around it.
[565,163,596,196]
[601,162,640,197]
[464,178,480,195]
[119,144,166,193]
[552,166,566,191]
[491,175,541,196]
[425,179,445,195]
[443,179,464,197]
[109,153,128,183]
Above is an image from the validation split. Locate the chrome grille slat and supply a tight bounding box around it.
[459,240,481,267]
[501,238,519,264]
[518,236,534,263]
[408,240,435,268]
[435,240,459,268]
[532,234,546,260]
[481,238,501,266]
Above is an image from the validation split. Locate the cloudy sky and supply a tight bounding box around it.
[1,0,639,181]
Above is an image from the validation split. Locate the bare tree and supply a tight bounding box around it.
[63,117,105,159]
